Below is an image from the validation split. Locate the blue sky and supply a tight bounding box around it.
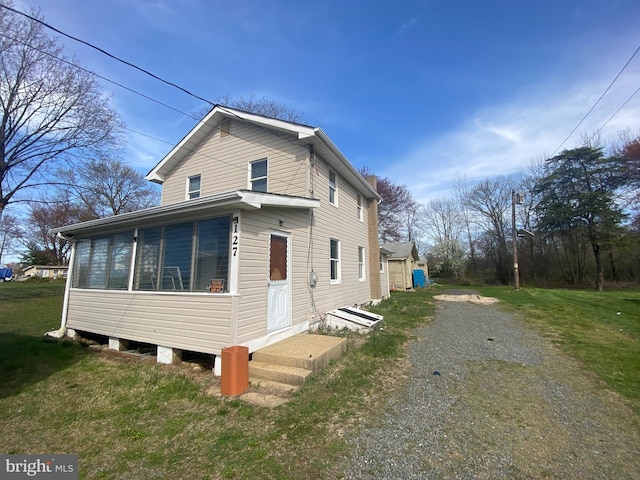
[16,0,640,203]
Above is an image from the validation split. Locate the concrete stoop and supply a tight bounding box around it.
[249,334,347,387]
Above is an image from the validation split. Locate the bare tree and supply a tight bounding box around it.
[422,198,466,279]
[21,199,92,265]
[194,94,305,124]
[465,176,514,284]
[60,158,160,218]
[0,213,21,265]
[0,2,123,217]
[453,175,479,276]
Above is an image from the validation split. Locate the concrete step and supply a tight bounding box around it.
[249,360,313,386]
[252,334,347,373]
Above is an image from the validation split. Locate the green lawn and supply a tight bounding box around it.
[0,281,436,479]
[1,281,638,478]
[475,286,640,410]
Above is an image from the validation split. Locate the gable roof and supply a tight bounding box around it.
[145,105,381,201]
[380,241,419,261]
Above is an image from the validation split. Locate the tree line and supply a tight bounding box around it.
[377,133,639,291]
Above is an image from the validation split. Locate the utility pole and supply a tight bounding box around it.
[512,190,523,290]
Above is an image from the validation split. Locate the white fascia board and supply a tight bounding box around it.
[239,191,320,209]
[50,191,319,237]
[50,191,245,236]
[314,128,381,201]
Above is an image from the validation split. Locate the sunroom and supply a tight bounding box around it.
[50,190,319,373]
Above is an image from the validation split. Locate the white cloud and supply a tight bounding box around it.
[386,69,640,204]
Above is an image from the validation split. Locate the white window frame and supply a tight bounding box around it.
[358,246,365,281]
[379,253,385,273]
[330,238,341,283]
[357,194,363,221]
[187,174,201,199]
[249,158,268,192]
[329,171,338,206]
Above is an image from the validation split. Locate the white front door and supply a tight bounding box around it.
[267,232,291,332]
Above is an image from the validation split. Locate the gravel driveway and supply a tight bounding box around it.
[344,291,640,479]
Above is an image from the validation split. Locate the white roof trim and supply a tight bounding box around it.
[145,105,381,201]
[50,191,319,237]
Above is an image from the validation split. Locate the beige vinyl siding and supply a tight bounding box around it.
[235,208,310,343]
[309,156,372,313]
[160,120,309,204]
[66,290,234,354]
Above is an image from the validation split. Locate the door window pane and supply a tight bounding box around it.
[270,235,287,281]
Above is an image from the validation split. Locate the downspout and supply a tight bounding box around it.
[45,233,76,339]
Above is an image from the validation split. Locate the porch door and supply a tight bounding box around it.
[267,232,291,332]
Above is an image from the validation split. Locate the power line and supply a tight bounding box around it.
[0,31,200,122]
[0,2,214,107]
[0,2,333,197]
[552,44,640,156]
[596,86,640,135]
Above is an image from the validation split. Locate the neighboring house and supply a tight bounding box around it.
[50,105,383,374]
[23,265,68,280]
[381,241,420,291]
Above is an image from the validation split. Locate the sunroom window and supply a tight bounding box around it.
[72,231,133,289]
[134,216,230,292]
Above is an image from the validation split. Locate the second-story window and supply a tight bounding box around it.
[329,171,337,205]
[250,159,268,192]
[357,194,363,221]
[188,175,201,199]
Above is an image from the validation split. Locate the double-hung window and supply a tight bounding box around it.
[330,238,340,283]
[357,194,363,221]
[358,246,365,281]
[250,159,268,192]
[329,171,337,205]
[188,175,201,199]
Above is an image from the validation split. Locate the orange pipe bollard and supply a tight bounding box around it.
[220,345,249,396]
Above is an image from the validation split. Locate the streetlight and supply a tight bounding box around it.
[512,190,524,290]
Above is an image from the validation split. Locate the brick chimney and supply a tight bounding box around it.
[366,175,382,300]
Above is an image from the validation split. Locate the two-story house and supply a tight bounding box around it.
[50,106,386,374]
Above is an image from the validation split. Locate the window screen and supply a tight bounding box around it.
[188,175,201,199]
[330,238,340,281]
[72,232,133,290]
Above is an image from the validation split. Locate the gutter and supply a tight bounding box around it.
[45,235,76,339]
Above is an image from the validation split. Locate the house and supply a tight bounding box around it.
[50,105,384,374]
[381,241,420,291]
[23,265,68,280]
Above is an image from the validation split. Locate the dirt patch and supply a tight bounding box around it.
[434,294,500,305]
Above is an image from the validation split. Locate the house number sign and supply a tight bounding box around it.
[232,223,239,257]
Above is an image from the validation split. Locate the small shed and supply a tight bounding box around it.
[380,241,420,291]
